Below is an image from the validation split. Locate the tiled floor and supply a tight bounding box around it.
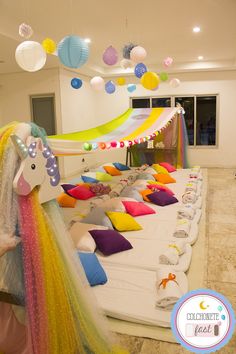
[116,168,236,353]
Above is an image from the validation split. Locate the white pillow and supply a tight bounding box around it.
[69,222,108,252]
[99,197,126,212]
[145,167,157,175]
[132,180,148,190]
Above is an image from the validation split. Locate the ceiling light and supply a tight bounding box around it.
[84,38,91,43]
[198,56,204,60]
[193,26,201,33]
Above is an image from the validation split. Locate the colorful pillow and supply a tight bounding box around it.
[103,166,122,176]
[153,174,176,184]
[96,172,113,182]
[139,189,153,202]
[61,183,76,193]
[106,212,142,232]
[81,175,98,183]
[122,201,156,217]
[81,207,114,229]
[120,186,143,202]
[56,193,77,208]
[113,162,130,171]
[89,229,133,255]
[78,252,107,286]
[89,183,111,196]
[99,197,126,213]
[67,185,95,200]
[136,173,155,181]
[159,162,176,172]
[69,222,108,252]
[152,164,169,174]
[147,191,178,206]
[76,183,91,189]
[147,184,174,196]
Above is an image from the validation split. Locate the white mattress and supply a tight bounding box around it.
[98,240,192,272]
[93,266,188,327]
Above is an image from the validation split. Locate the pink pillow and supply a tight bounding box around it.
[159,162,176,172]
[122,201,156,217]
[67,185,95,200]
[147,184,174,196]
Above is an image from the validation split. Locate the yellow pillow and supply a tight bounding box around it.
[152,164,169,174]
[139,189,153,202]
[154,174,176,184]
[147,180,165,186]
[57,193,77,208]
[96,172,112,181]
[103,165,122,176]
[106,212,142,231]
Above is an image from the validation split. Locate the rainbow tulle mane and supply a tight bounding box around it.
[0,122,127,354]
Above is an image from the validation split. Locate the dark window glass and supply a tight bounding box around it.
[175,97,194,145]
[152,97,171,107]
[132,98,150,108]
[196,96,216,146]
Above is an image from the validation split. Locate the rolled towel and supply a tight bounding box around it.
[178,204,196,220]
[109,183,125,198]
[155,270,183,310]
[174,219,191,238]
[159,247,179,265]
[168,240,186,255]
[185,182,197,193]
[182,191,197,204]
[192,165,201,172]
[127,172,138,183]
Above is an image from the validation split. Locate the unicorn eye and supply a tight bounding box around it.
[31,164,36,170]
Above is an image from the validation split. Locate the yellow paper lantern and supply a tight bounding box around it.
[42,38,57,54]
[117,77,126,86]
[141,72,160,90]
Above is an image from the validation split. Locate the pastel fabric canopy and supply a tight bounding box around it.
[47,108,179,155]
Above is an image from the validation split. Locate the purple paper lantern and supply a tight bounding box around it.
[103,46,118,65]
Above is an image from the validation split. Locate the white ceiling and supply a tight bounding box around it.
[0,0,236,76]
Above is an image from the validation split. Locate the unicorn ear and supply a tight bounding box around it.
[10,134,28,160]
[36,139,43,151]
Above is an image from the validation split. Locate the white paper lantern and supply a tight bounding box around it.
[170,78,181,88]
[90,76,104,91]
[15,41,46,72]
[120,58,133,69]
[130,46,147,63]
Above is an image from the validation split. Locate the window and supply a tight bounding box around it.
[130,95,218,147]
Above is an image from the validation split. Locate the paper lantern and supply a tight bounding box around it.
[42,38,56,54]
[19,23,33,39]
[83,142,92,151]
[58,35,89,68]
[160,72,169,82]
[117,77,126,85]
[124,141,130,147]
[170,78,180,88]
[141,72,160,90]
[99,142,106,150]
[127,84,136,93]
[134,63,147,78]
[163,57,173,68]
[105,81,116,94]
[71,78,83,89]
[110,141,117,148]
[116,142,121,148]
[15,41,46,72]
[106,142,111,149]
[120,58,133,69]
[123,43,136,59]
[130,46,147,63]
[128,140,133,147]
[120,141,125,148]
[92,142,98,150]
[90,76,104,91]
[103,46,118,65]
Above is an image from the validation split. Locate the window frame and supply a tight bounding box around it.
[130,94,219,148]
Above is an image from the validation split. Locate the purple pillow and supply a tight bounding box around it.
[147,191,178,206]
[61,183,76,194]
[89,229,133,256]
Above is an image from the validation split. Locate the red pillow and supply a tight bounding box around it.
[67,185,95,200]
[122,201,156,217]
[147,184,174,196]
[159,162,176,172]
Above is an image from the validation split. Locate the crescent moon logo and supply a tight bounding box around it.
[199,301,209,310]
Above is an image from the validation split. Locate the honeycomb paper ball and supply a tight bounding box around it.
[90,76,104,91]
[58,35,89,68]
[19,23,33,39]
[130,46,147,63]
[15,41,46,72]
[141,72,160,90]
[42,38,56,54]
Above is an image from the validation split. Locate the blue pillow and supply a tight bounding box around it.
[113,162,130,171]
[81,175,98,183]
[120,186,143,202]
[78,252,107,286]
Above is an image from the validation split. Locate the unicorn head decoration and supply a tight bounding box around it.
[11,134,61,204]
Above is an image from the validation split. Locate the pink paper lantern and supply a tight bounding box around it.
[130,46,147,63]
[120,141,125,148]
[163,57,173,68]
[110,141,117,148]
[103,46,118,65]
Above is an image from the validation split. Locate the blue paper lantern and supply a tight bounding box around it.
[127,84,136,93]
[71,77,83,89]
[105,80,116,94]
[58,35,89,68]
[134,63,147,78]
[92,142,98,150]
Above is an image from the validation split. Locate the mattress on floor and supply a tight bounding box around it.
[97,239,192,272]
[93,266,188,327]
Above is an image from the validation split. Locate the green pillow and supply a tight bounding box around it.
[96,172,112,182]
